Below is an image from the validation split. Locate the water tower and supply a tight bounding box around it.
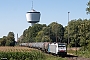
[26,1,41,26]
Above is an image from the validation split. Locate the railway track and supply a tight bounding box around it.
[29,47,90,60]
[62,53,90,60]
[66,56,90,60]
[45,51,90,60]
[28,47,90,60]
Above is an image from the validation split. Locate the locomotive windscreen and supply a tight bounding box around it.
[58,44,66,47]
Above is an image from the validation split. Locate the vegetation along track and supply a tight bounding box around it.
[42,48,90,60]
[0,46,90,60]
[66,56,90,60]
[56,53,90,60]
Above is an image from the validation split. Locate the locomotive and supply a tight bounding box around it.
[20,42,67,55]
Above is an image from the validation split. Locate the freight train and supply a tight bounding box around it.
[20,42,67,55]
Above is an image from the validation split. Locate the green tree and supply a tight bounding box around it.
[35,31,44,42]
[5,40,11,46]
[42,35,51,42]
[20,24,46,43]
[35,26,52,42]
[49,22,64,42]
[64,19,90,47]
[7,32,15,46]
[1,36,7,46]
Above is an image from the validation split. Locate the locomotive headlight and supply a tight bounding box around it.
[58,50,66,52]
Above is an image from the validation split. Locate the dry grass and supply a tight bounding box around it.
[0,46,33,52]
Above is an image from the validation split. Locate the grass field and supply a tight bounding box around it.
[0,46,33,52]
[0,46,66,60]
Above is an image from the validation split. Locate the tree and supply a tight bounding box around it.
[64,19,90,48]
[5,40,11,46]
[42,35,51,42]
[20,24,46,43]
[1,36,7,46]
[35,31,44,42]
[7,32,15,46]
[7,32,14,38]
[35,26,52,42]
[48,22,64,42]
[86,0,90,14]
[0,32,15,46]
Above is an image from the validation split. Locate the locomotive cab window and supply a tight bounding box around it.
[58,44,66,47]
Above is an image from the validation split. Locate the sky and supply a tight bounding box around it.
[0,0,90,41]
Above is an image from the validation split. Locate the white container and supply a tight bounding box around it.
[48,43,58,54]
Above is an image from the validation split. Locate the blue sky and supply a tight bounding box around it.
[0,0,90,41]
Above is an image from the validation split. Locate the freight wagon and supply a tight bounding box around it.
[20,42,67,56]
